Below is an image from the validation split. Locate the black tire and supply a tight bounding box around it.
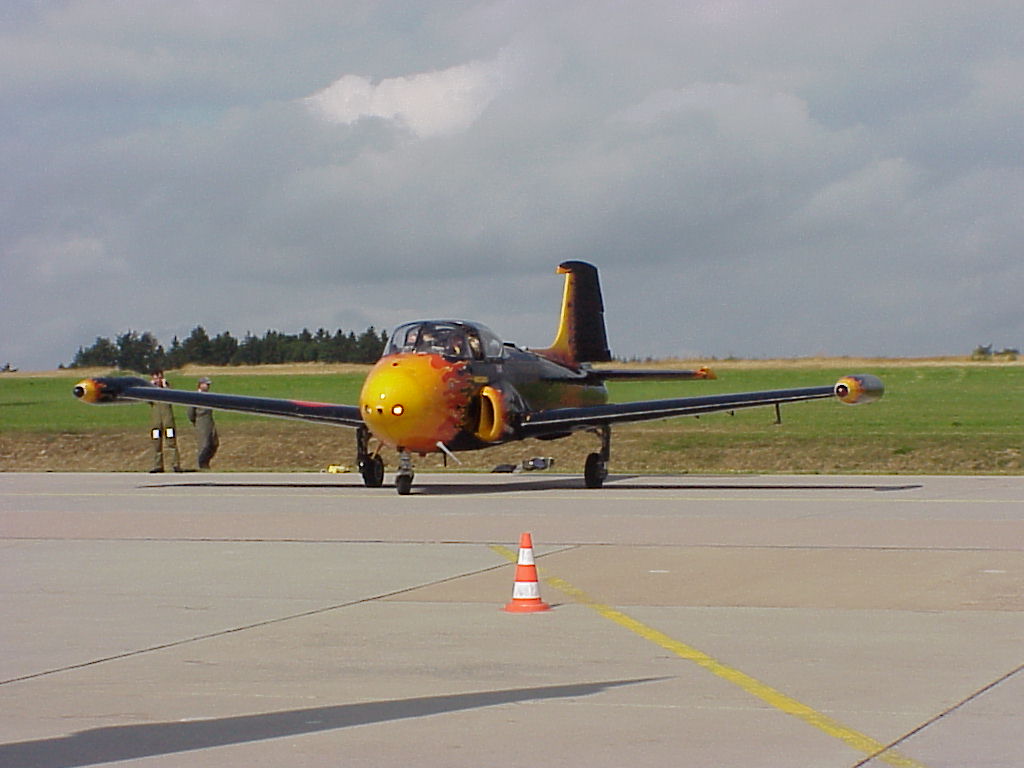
[396,474,413,495]
[584,452,606,489]
[360,456,385,487]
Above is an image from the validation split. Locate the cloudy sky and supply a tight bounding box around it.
[3,1,1022,370]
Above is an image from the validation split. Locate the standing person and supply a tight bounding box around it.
[148,369,181,473]
[187,376,219,470]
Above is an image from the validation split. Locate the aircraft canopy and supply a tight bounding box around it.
[386,321,504,361]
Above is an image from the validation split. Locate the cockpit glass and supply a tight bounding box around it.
[386,322,504,360]
[473,324,505,359]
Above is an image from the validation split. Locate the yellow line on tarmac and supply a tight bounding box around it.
[491,544,928,768]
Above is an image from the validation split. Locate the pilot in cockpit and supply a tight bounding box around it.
[445,332,467,358]
[388,322,491,361]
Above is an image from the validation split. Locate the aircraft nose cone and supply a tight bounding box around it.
[359,354,473,453]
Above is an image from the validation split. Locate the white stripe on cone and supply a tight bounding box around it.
[512,581,542,599]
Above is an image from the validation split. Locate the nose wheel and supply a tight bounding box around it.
[396,450,414,495]
[357,428,415,494]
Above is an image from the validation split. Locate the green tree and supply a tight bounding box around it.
[295,328,316,362]
[70,336,118,368]
[165,336,187,369]
[115,330,164,373]
[355,326,387,362]
[181,326,213,364]
[230,332,260,365]
[261,330,285,364]
[69,324,389,368]
[209,331,239,365]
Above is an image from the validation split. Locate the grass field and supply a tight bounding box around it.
[1,361,1021,474]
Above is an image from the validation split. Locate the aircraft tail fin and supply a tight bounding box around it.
[534,261,612,366]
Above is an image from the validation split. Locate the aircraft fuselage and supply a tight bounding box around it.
[358,336,607,454]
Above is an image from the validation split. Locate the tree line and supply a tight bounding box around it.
[67,326,389,372]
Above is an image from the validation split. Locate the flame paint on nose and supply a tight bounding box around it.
[359,353,473,453]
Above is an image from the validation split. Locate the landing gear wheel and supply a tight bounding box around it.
[395,450,414,495]
[359,455,385,488]
[584,452,607,489]
[356,426,385,488]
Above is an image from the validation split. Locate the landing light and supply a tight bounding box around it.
[391,404,405,416]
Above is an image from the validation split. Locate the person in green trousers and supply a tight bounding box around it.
[148,369,181,473]
[187,376,219,470]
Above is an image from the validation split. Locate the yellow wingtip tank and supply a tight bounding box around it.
[72,379,107,404]
[834,374,884,404]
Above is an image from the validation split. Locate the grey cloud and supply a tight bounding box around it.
[2,1,1022,369]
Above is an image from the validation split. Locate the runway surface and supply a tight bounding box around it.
[2,471,1023,767]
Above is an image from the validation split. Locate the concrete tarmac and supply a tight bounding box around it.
[1,471,1022,767]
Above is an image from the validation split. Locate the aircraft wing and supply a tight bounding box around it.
[519,374,882,438]
[73,377,364,428]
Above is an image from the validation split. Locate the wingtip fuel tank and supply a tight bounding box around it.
[72,378,113,404]
[72,377,149,404]
[834,374,884,404]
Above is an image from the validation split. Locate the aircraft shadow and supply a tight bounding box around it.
[143,477,922,495]
[0,678,661,767]
[143,481,366,490]
[413,479,924,495]
[603,480,924,493]
[144,477,587,494]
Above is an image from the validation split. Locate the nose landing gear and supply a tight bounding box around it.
[396,450,415,495]
[356,427,416,495]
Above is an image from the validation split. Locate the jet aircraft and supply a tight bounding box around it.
[73,261,883,493]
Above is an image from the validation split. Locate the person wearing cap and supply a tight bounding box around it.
[148,369,182,473]
[187,376,219,470]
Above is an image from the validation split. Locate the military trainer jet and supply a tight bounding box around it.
[73,261,883,493]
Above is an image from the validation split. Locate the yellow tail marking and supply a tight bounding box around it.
[542,263,576,361]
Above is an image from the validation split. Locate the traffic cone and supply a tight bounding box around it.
[504,532,550,613]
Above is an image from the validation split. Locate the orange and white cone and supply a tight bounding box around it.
[504,532,550,613]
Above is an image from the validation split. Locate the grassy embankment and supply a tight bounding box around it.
[1,360,1021,474]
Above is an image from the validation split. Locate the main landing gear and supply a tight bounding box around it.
[584,425,611,489]
[356,427,385,488]
[357,426,611,494]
